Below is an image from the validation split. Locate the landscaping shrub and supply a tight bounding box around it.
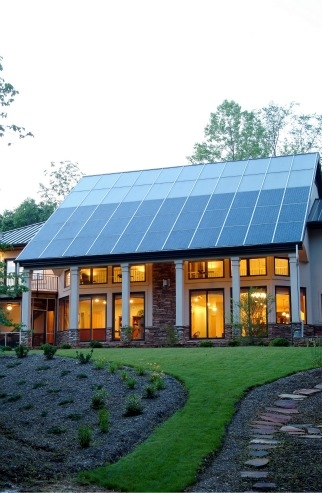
[41,343,57,360]
[228,339,240,347]
[76,349,93,364]
[60,342,72,349]
[98,408,110,432]
[14,344,29,358]
[89,340,103,348]
[269,337,290,347]
[199,340,214,347]
[124,394,143,416]
[91,388,107,409]
[78,425,92,448]
[1,346,12,351]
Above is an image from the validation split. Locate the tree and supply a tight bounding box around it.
[38,160,84,208]
[0,199,56,232]
[188,100,322,163]
[0,55,33,144]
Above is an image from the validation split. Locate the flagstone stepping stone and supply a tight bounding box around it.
[250,427,277,435]
[315,383,322,389]
[273,399,298,408]
[278,393,306,399]
[293,388,321,395]
[253,481,277,489]
[252,435,276,440]
[248,444,278,450]
[249,450,270,457]
[245,458,269,467]
[265,406,299,414]
[307,427,321,434]
[279,425,305,432]
[299,434,322,439]
[260,414,291,423]
[241,471,269,478]
[251,438,280,445]
[252,420,281,427]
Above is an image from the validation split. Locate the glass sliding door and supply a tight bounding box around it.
[190,289,224,339]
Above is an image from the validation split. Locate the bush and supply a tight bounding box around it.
[76,349,93,364]
[41,343,57,360]
[78,425,92,448]
[15,344,29,358]
[0,346,12,351]
[143,384,158,399]
[89,340,103,348]
[269,337,290,347]
[124,394,143,416]
[91,388,107,409]
[60,342,71,349]
[98,408,110,432]
[199,340,214,347]
[228,339,240,347]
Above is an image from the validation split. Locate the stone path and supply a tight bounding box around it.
[240,382,322,491]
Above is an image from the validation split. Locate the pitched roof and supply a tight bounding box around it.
[0,222,45,246]
[17,153,321,267]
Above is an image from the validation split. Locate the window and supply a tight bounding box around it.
[64,270,70,288]
[112,265,146,283]
[190,289,224,338]
[275,258,289,276]
[79,295,107,341]
[5,259,16,286]
[188,260,224,279]
[79,267,107,285]
[59,297,69,331]
[230,258,267,277]
[32,269,44,280]
[275,286,290,324]
[300,288,306,323]
[237,287,268,337]
[113,293,145,340]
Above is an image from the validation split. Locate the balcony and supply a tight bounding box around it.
[31,274,58,292]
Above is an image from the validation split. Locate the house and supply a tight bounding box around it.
[8,153,322,346]
[0,222,58,347]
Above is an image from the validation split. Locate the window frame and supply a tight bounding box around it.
[190,288,225,339]
[188,260,224,280]
[112,265,146,284]
[79,267,108,285]
[274,257,290,276]
[230,258,267,277]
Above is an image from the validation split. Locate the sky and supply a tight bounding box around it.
[1,0,322,213]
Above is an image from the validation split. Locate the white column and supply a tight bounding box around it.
[121,263,130,326]
[70,266,79,330]
[175,260,184,327]
[289,252,300,323]
[231,257,240,324]
[21,268,32,331]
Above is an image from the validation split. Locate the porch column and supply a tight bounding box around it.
[231,257,240,324]
[121,263,130,327]
[175,260,184,328]
[289,252,301,324]
[21,268,32,331]
[70,266,79,330]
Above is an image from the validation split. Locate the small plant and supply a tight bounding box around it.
[36,365,51,371]
[20,404,34,410]
[68,413,82,421]
[98,408,110,432]
[89,340,103,348]
[164,324,179,346]
[126,378,137,389]
[60,342,72,349]
[76,373,88,379]
[16,379,26,386]
[78,425,92,448]
[76,349,93,364]
[93,359,107,370]
[60,370,71,377]
[33,381,48,389]
[7,361,22,368]
[120,370,128,381]
[58,398,74,406]
[15,344,29,358]
[7,392,22,402]
[124,394,143,416]
[0,392,8,398]
[199,340,214,347]
[143,384,158,399]
[269,337,290,347]
[136,365,146,376]
[41,343,57,360]
[1,346,12,351]
[91,388,107,409]
[120,325,134,344]
[40,410,48,417]
[47,388,61,394]
[108,361,122,373]
[149,372,165,390]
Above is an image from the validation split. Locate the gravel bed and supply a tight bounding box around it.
[0,353,187,492]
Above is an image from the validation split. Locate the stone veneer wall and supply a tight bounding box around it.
[152,262,176,328]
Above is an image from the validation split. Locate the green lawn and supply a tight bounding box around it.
[56,346,316,492]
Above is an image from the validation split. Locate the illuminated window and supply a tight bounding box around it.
[231,258,267,277]
[59,297,69,331]
[188,260,224,279]
[190,289,224,338]
[64,270,70,288]
[238,287,268,337]
[275,286,290,324]
[79,267,107,285]
[113,293,145,340]
[300,287,306,323]
[78,295,107,341]
[274,258,289,276]
[112,265,146,283]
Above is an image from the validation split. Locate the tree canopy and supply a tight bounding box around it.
[0,55,33,144]
[188,100,322,163]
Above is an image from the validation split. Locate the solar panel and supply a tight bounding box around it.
[16,153,320,262]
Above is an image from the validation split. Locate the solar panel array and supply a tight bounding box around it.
[17,153,319,261]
